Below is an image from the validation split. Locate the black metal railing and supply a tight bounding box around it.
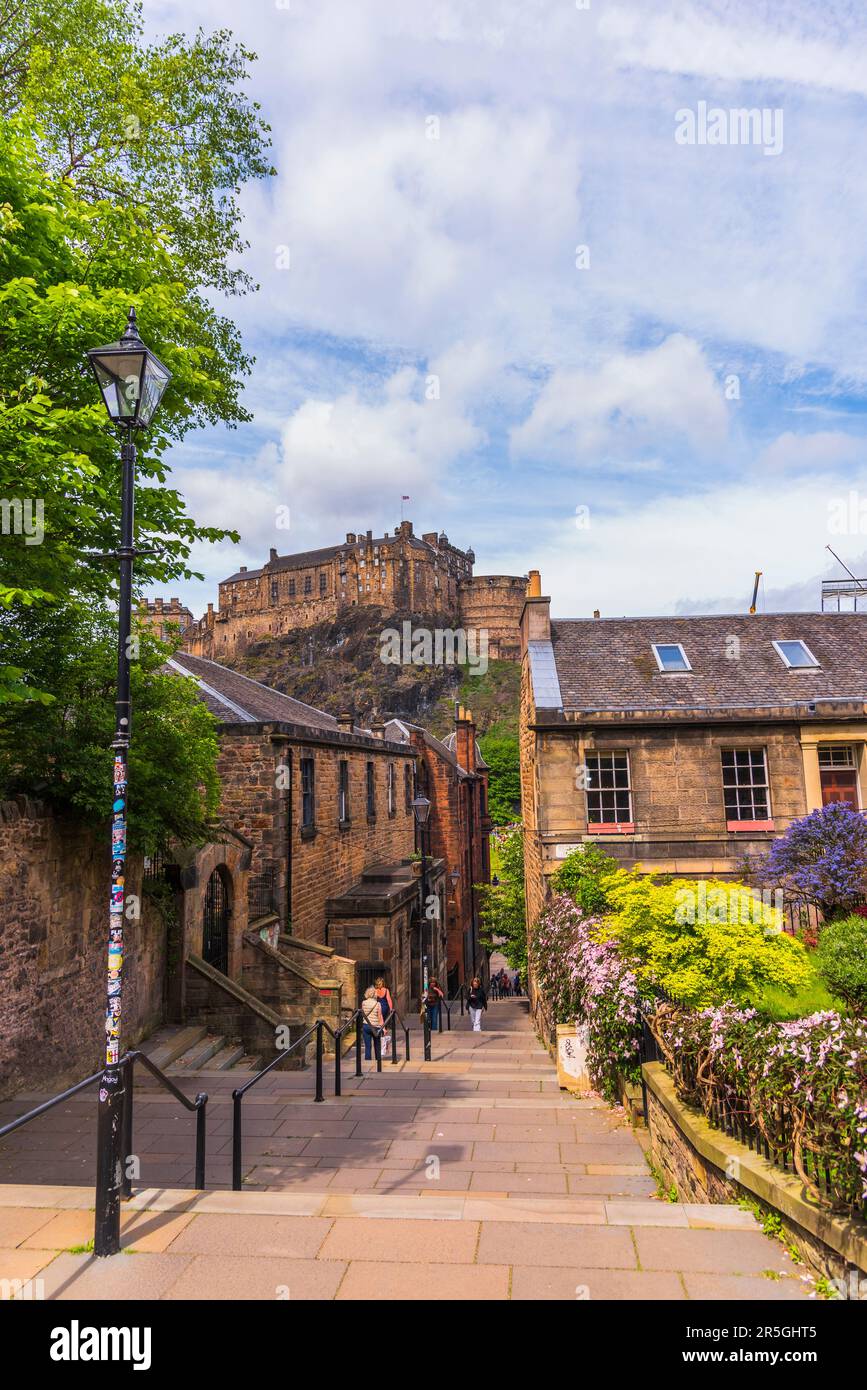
[247,867,278,920]
[230,1008,415,1190]
[638,993,866,1217]
[441,985,466,1031]
[0,1050,209,1202]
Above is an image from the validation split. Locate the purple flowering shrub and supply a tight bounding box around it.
[758,801,867,918]
[530,894,651,1099]
[652,1002,867,1215]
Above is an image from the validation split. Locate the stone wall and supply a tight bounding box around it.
[0,799,167,1097]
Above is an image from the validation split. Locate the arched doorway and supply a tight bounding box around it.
[203,866,230,975]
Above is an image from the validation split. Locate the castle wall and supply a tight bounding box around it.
[458,575,526,661]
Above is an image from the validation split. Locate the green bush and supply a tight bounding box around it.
[606,871,811,1008]
[550,843,619,915]
[816,915,867,1015]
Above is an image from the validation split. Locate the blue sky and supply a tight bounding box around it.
[142,0,867,618]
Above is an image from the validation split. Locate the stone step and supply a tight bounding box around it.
[170,1034,229,1071]
[142,1025,207,1071]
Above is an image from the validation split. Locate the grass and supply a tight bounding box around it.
[756,960,838,1021]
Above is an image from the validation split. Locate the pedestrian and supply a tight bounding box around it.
[490,974,499,1001]
[361,986,383,1061]
[467,976,487,1032]
[374,976,393,1024]
[513,971,521,996]
[424,977,444,1031]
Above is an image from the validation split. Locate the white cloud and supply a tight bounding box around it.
[510,335,728,464]
[757,430,865,474]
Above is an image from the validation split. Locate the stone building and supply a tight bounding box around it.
[385,705,492,995]
[167,652,446,1015]
[137,596,193,642]
[520,570,867,933]
[182,519,526,663]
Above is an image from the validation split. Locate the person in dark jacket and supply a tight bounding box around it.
[424,978,444,1031]
[467,977,487,1032]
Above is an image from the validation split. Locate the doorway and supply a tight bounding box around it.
[203,867,230,975]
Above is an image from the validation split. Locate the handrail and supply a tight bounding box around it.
[0,1067,105,1141]
[0,1049,209,1196]
[122,1050,208,1194]
[442,985,466,1031]
[231,1019,325,1190]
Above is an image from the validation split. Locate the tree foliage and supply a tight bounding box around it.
[816,915,867,1016]
[478,733,521,825]
[478,823,527,974]
[756,802,867,919]
[550,842,619,915]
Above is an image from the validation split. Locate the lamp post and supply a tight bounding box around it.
[86,308,171,1258]
[411,794,431,1008]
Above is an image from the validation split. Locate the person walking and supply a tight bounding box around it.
[361,986,383,1061]
[374,976,393,1024]
[424,977,444,1031]
[513,971,521,996]
[467,976,487,1032]
[490,974,499,1002]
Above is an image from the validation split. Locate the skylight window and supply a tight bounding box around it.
[772,640,820,670]
[652,643,692,673]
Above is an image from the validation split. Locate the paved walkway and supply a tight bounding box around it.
[0,1001,813,1300]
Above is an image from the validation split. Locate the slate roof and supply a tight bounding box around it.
[167,653,344,731]
[547,612,867,713]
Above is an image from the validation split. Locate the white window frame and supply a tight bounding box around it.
[585,751,633,826]
[651,642,692,673]
[772,639,820,670]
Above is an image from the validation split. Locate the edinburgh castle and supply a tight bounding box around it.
[172,519,527,662]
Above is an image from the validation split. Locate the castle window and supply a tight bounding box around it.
[366,762,376,820]
[304,574,312,595]
[271,581,278,602]
[338,760,350,823]
[319,572,326,595]
[300,757,316,830]
[288,578,296,597]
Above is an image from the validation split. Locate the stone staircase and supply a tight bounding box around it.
[141,1024,262,1074]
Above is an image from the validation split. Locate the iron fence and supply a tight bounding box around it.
[247,867,277,921]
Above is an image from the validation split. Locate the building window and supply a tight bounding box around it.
[304,574,312,595]
[387,763,396,816]
[338,759,350,822]
[271,580,279,602]
[652,643,691,673]
[366,762,376,819]
[404,763,413,813]
[772,639,820,669]
[721,748,770,823]
[585,752,632,825]
[300,757,315,829]
[320,572,327,595]
[818,744,859,808]
[288,578,296,597]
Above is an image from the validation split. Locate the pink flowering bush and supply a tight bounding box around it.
[530,894,651,1099]
[652,1002,867,1216]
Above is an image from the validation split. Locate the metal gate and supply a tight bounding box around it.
[203,868,229,975]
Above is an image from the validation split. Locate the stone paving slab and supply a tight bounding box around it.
[510,1267,686,1300]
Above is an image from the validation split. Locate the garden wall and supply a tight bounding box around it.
[644,1061,867,1283]
[0,798,167,1096]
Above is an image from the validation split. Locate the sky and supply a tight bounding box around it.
[142,0,867,620]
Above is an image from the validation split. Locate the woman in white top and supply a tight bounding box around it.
[361,986,383,1061]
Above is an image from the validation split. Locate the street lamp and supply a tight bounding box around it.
[86,308,171,1258]
[411,795,432,1042]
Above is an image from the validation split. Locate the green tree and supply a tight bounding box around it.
[0,607,220,852]
[478,824,527,974]
[479,733,521,825]
[550,843,619,915]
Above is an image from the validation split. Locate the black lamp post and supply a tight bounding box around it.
[411,794,431,1009]
[86,308,171,1258]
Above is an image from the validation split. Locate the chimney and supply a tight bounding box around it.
[454,705,475,774]
[346,532,356,543]
[239,566,247,574]
[520,569,551,651]
[366,530,373,543]
[593,609,600,619]
[337,712,354,732]
[370,716,385,739]
[269,548,277,563]
[155,597,163,613]
[207,602,213,616]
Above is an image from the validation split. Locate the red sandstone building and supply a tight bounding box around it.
[385,707,492,995]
